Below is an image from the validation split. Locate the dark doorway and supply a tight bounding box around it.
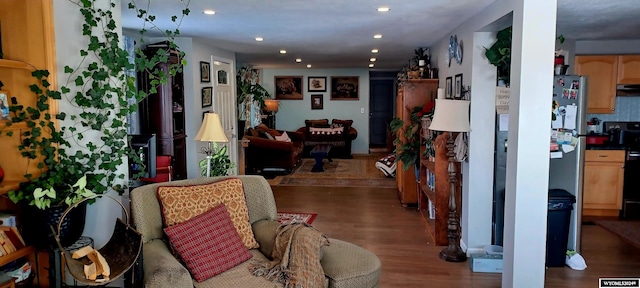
[369,71,397,151]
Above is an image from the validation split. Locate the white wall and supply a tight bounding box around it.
[260,68,370,155]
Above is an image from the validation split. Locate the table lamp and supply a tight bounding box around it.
[195,113,229,177]
[428,96,471,262]
[263,99,279,129]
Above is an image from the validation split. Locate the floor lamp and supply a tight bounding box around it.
[195,113,229,177]
[263,99,279,129]
[428,97,471,262]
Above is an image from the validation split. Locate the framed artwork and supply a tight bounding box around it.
[201,87,212,108]
[454,73,463,99]
[0,90,9,120]
[330,76,359,100]
[275,76,303,100]
[200,61,210,83]
[216,69,228,85]
[445,77,452,99]
[311,94,323,110]
[308,76,327,92]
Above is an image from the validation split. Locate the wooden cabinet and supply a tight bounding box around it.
[575,55,618,114]
[138,47,187,180]
[583,150,625,217]
[617,55,640,84]
[395,79,438,206]
[418,132,461,245]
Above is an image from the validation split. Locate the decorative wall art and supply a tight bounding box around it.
[216,69,228,85]
[200,61,211,82]
[445,77,452,99]
[311,94,323,110]
[330,76,359,100]
[0,90,9,120]
[201,87,212,108]
[275,76,303,100]
[454,74,463,99]
[308,76,327,92]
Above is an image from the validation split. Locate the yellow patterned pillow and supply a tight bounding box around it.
[156,178,259,249]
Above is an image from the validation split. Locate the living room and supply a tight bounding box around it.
[1,0,640,287]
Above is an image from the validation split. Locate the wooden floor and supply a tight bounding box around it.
[272,155,640,287]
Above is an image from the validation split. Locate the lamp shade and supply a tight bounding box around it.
[195,113,229,143]
[429,99,471,133]
[264,99,279,112]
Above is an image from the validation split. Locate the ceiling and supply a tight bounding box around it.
[121,0,640,70]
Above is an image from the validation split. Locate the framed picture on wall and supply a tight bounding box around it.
[201,87,212,108]
[216,69,228,85]
[275,76,303,100]
[330,76,359,100]
[0,90,9,120]
[445,77,452,99]
[200,61,210,83]
[454,74,463,99]
[308,76,327,92]
[311,94,323,109]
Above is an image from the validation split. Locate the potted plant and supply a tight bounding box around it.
[0,0,190,247]
[484,26,512,85]
[198,144,235,177]
[236,65,271,136]
[390,101,436,171]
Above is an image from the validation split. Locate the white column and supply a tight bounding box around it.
[502,0,557,287]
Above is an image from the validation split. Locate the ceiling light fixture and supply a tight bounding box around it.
[295,58,302,63]
[377,7,390,12]
[371,49,379,53]
[369,63,375,68]
[280,50,287,54]
[373,34,383,39]
[203,10,216,15]
[307,64,312,68]
[255,37,264,42]
[213,61,221,65]
[370,58,376,62]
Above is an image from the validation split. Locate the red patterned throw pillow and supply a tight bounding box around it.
[164,203,253,282]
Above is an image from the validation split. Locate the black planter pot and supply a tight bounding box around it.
[21,202,87,249]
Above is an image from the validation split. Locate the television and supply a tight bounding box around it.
[129,134,157,179]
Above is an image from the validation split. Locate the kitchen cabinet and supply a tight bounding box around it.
[583,150,625,217]
[574,55,618,114]
[617,55,640,84]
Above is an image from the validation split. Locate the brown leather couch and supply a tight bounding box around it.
[243,124,304,173]
[296,119,358,159]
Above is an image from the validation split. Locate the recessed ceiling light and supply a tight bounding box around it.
[369,63,375,68]
[371,49,379,53]
[307,64,312,68]
[373,34,383,39]
[377,7,390,12]
[255,37,264,42]
[280,50,287,54]
[370,58,376,62]
[295,58,302,63]
[203,10,216,15]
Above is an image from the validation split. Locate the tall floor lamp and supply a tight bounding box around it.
[194,113,229,177]
[428,97,471,262]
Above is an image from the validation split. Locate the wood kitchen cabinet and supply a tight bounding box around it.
[617,55,640,84]
[583,150,625,217]
[574,55,618,114]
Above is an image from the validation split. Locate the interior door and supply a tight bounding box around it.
[369,78,395,148]
[211,56,239,175]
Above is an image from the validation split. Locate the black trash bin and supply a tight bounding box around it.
[546,189,576,267]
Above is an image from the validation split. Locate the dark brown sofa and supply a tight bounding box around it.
[243,124,304,173]
[296,119,358,159]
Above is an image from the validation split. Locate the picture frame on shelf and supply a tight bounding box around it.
[454,73,463,99]
[311,94,323,110]
[308,76,327,92]
[201,87,212,108]
[330,76,359,100]
[200,61,211,83]
[275,76,303,100]
[445,77,452,99]
[0,90,9,120]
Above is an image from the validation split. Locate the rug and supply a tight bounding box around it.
[291,158,365,177]
[277,212,317,225]
[595,220,640,249]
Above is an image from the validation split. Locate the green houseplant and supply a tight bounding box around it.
[484,26,512,84]
[390,101,435,171]
[236,65,271,134]
[198,144,235,177]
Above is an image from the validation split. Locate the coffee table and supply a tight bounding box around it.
[310,144,333,172]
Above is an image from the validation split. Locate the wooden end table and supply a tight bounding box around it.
[310,144,333,172]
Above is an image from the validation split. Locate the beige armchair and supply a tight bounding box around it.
[130,175,381,287]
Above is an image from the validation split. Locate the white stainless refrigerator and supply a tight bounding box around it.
[548,75,588,252]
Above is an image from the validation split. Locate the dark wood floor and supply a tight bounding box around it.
[272,184,640,287]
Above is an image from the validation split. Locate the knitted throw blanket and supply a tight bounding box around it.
[249,223,329,288]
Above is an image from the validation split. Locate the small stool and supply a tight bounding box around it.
[310,144,332,172]
[321,239,381,288]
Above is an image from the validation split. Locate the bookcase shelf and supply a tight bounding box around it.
[0,246,33,267]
